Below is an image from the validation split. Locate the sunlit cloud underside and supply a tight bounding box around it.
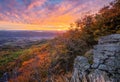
[0,0,113,31]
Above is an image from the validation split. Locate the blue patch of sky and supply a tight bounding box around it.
[48,0,63,5]
[45,0,63,5]
[16,0,23,4]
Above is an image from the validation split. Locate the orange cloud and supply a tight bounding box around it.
[0,0,113,30]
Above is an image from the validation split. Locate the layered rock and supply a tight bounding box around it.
[71,34,120,82]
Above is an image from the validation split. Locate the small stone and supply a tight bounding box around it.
[98,64,108,71]
[91,63,99,69]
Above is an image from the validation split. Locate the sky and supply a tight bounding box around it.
[0,0,113,31]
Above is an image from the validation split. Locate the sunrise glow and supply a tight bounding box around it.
[0,0,113,31]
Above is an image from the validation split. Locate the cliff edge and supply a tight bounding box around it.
[71,34,120,82]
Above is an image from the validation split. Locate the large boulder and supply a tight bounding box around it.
[71,34,120,82]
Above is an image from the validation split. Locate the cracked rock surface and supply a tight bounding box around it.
[71,34,120,82]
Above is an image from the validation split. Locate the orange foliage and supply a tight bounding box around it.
[9,51,51,82]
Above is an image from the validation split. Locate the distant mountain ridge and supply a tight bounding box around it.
[0,30,63,37]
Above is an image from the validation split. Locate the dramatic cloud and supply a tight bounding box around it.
[0,0,113,30]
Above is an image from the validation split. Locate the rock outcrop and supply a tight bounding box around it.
[71,34,120,82]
